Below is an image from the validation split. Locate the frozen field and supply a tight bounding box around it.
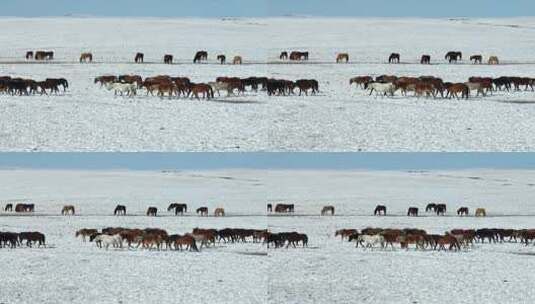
[1,169,535,303]
[1,17,535,151]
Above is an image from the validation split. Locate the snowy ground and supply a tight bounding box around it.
[1,169,535,303]
[1,17,535,151]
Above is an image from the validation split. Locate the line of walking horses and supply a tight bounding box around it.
[350,74,534,99]
[0,76,69,96]
[76,226,306,251]
[0,231,46,249]
[95,74,319,99]
[373,203,488,217]
[335,227,535,251]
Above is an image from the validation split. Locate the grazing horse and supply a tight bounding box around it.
[350,76,373,88]
[163,54,173,64]
[79,53,93,63]
[171,234,199,251]
[374,205,386,216]
[388,53,400,63]
[289,51,309,61]
[217,54,226,64]
[475,208,487,217]
[196,207,208,216]
[75,229,98,242]
[106,82,137,97]
[25,51,34,60]
[267,204,273,212]
[275,204,294,213]
[279,51,288,60]
[358,234,385,248]
[19,232,46,248]
[15,203,35,213]
[93,234,123,250]
[214,208,225,217]
[365,82,395,97]
[420,55,431,64]
[35,51,54,60]
[295,79,319,95]
[435,204,446,216]
[488,56,499,65]
[336,53,349,63]
[335,229,358,241]
[61,205,75,215]
[321,205,335,216]
[446,83,469,99]
[407,207,418,216]
[146,207,158,216]
[470,55,482,64]
[189,83,214,100]
[193,51,208,63]
[457,207,469,216]
[232,56,242,64]
[445,51,462,63]
[4,203,13,212]
[114,205,126,215]
[134,53,144,63]
[168,203,187,215]
[437,235,460,251]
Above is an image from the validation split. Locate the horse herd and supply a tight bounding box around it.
[112,203,227,217]
[20,50,502,65]
[0,76,69,96]
[335,227,535,251]
[0,231,46,249]
[94,74,320,99]
[373,203,488,217]
[350,74,535,99]
[75,226,306,251]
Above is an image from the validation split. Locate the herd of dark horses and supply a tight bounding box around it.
[3,203,35,213]
[0,231,46,248]
[374,203,486,217]
[95,74,320,99]
[336,227,535,251]
[350,74,534,99]
[0,76,69,96]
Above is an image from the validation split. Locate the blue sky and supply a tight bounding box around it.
[1,0,533,17]
[0,153,534,171]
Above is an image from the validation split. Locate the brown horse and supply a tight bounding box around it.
[214,208,225,216]
[457,207,469,216]
[445,51,462,63]
[134,52,144,63]
[15,203,34,213]
[274,203,294,213]
[170,234,199,251]
[193,51,208,63]
[350,76,373,88]
[94,75,117,86]
[25,51,34,60]
[321,205,335,216]
[19,232,46,248]
[388,53,400,63]
[217,54,226,64]
[146,207,158,216]
[407,207,418,216]
[280,51,288,60]
[335,229,357,241]
[35,51,54,60]
[374,205,386,216]
[61,205,75,215]
[189,83,214,100]
[446,83,469,99]
[75,228,98,242]
[163,54,173,64]
[488,56,499,65]
[336,53,349,63]
[435,204,447,216]
[295,79,319,95]
[475,208,487,217]
[232,56,242,64]
[289,51,308,61]
[470,55,482,64]
[114,204,126,215]
[168,203,187,215]
[80,53,93,63]
[420,55,431,64]
[437,235,460,251]
[196,207,208,216]
[4,203,13,212]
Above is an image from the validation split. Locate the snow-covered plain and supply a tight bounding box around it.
[1,17,535,151]
[1,169,535,303]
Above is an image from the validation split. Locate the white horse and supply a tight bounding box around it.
[365,82,396,97]
[94,234,123,250]
[208,81,230,97]
[357,234,385,248]
[105,82,137,97]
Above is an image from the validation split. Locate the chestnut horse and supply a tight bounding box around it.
[321,205,335,216]
[61,205,75,215]
[217,54,226,64]
[374,205,386,216]
[80,53,93,63]
[233,56,242,65]
[488,56,499,65]
[188,83,214,100]
[336,53,349,63]
[15,203,34,212]
[388,53,400,63]
[446,83,469,99]
[350,76,373,88]
[134,53,144,63]
[475,208,487,217]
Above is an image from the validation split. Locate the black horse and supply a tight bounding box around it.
[374,205,387,216]
[114,204,126,215]
[388,53,400,63]
[193,51,208,63]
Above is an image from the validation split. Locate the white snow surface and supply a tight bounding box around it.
[1,168,535,303]
[1,17,535,151]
